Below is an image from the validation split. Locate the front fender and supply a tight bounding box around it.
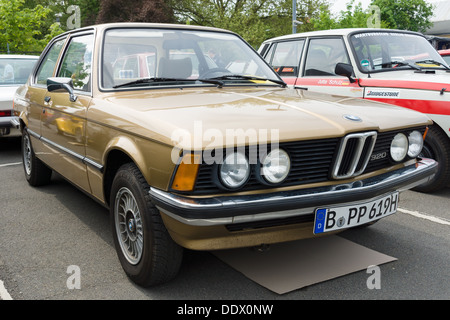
[103,135,176,190]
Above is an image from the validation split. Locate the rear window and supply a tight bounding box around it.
[0,58,38,86]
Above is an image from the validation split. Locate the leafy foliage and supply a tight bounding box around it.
[371,0,434,33]
[0,0,63,53]
[0,0,437,53]
[52,0,101,28]
[96,0,173,23]
[169,0,330,48]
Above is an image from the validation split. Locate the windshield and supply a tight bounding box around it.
[102,28,281,89]
[350,32,447,73]
[441,54,450,66]
[0,58,37,86]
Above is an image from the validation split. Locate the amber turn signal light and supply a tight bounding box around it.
[171,154,200,191]
[423,127,429,140]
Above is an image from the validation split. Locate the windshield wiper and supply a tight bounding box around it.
[415,59,450,70]
[112,77,224,89]
[207,74,287,87]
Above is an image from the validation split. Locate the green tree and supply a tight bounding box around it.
[337,1,371,28]
[0,0,63,53]
[311,0,392,30]
[23,0,101,30]
[52,0,101,28]
[371,0,434,33]
[96,0,173,24]
[310,5,338,30]
[170,0,329,48]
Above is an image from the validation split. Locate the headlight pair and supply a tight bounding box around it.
[390,130,423,162]
[219,149,291,189]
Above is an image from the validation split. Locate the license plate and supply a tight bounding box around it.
[313,192,399,234]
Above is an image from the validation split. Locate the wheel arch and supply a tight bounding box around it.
[427,116,450,140]
[102,138,149,207]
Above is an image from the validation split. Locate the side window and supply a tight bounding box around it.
[35,39,65,85]
[270,40,305,77]
[58,34,94,92]
[263,43,276,64]
[304,38,350,76]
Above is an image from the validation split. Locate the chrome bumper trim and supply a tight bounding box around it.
[149,158,437,226]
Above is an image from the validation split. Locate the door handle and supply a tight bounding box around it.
[44,96,51,103]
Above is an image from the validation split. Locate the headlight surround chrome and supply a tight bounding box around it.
[390,133,408,162]
[407,130,424,158]
[261,148,291,184]
[219,152,250,189]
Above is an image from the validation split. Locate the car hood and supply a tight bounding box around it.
[94,87,432,149]
[359,70,450,93]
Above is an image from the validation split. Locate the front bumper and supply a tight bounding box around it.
[150,158,438,227]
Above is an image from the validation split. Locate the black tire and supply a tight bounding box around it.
[413,125,450,193]
[110,162,183,287]
[22,128,52,186]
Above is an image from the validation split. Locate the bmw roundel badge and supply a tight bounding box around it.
[343,114,362,122]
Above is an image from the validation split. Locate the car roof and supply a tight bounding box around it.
[261,28,423,43]
[57,22,238,38]
[0,54,39,59]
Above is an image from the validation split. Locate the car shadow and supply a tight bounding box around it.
[0,136,21,159]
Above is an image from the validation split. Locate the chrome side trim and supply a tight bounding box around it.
[26,128,104,172]
[83,157,104,172]
[27,128,40,139]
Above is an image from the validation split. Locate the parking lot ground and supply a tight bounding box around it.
[1,136,449,300]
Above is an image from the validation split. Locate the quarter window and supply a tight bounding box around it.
[35,39,65,85]
[58,34,94,92]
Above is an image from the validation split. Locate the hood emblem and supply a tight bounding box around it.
[343,114,362,122]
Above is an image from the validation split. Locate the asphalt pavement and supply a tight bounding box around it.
[0,136,449,301]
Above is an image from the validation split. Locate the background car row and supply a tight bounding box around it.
[0,55,38,137]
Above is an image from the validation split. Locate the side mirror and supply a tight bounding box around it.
[335,63,356,83]
[47,77,77,102]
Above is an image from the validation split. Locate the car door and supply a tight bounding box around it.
[295,37,363,97]
[27,37,67,142]
[39,32,94,193]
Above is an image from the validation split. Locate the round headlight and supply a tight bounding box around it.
[408,130,423,158]
[390,133,408,162]
[261,149,291,184]
[219,152,250,189]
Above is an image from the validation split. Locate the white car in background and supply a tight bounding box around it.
[0,55,39,137]
[259,28,450,192]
